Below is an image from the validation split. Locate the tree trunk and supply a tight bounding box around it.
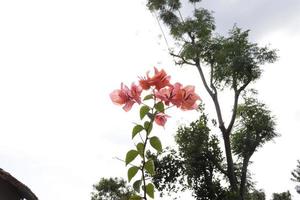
[240,155,251,200]
[222,132,240,197]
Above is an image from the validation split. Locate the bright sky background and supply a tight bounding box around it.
[0,0,299,200]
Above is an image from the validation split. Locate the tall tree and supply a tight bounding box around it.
[145,1,278,199]
[91,177,134,200]
[152,104,275,199]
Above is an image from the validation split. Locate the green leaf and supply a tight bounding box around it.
[143,94,154,101]
[136,142,144,157]
[144,159,155,176]
[146,183,155,198]
[144,121,153,135]
[128,166,139,182]
[125,150,139,166]
[154,102,164,112]
[140,105,150,120]
[132,125,144,139]
[129,194,142,200]
[133,180,142,193]
[150,136,163,152]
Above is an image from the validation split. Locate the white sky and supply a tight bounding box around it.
[0,0,299,200]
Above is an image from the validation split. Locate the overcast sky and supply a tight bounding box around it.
[0,0,299,200]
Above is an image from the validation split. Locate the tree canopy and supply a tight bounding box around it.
[91,177,134,200]
[271,191,292,200]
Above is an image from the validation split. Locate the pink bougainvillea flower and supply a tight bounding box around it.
[180,85,201,110]
[154,82,182,107]
[154,113,170,127]
[139,67,171,90]
[130,83,142,104]
[154,87,173,106]
[168,82,184,107]
[139,71,152,90]
[110,83,142,112]
[110,83,129,105]
[151,67,171,90]
[154,82,200,110]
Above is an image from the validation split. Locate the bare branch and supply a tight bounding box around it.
[209,62,217,94]
[226,92,239,133]
[227,78,252,133]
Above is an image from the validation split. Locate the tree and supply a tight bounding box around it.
[291,160,300,194]
[175,112,228,200]
[151,112,229,200]
[271,191,292,200]
[152,105,275,200]
[145,1,278,199]
[91,177,134,200]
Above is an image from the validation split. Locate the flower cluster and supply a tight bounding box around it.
[109,67,201,200]
[110,67,200,127]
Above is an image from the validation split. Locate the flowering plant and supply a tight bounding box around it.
[110,67,200,199]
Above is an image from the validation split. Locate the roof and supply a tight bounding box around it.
[0,168,38,200]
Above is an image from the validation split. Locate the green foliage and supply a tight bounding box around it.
[232,97,278,158]
[211,27,277,89]
[132,125,144,139]
[147,0,277,92]
[91,177,134,200]
[129,195,143,200]
[245,190,266,200]
[147,0,167,11]
[291,160,300,182]
[151,113,229,200]
[145,159,155,176]
[150,111,269,200]
[150,148,185,197]
[145,183,155,198]
[133,180,142,193]
[154,102,164,113]
[128,166,140,182]
[144,121,153,135]
[271,191,292,200]
[140,105,150,120]
[150,136,163,153]
[136,143,145,157]
[126,150,139,166]
[175,114,228,200]
[143,94,154,101]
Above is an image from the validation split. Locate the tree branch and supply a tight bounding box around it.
[240,155,250,200]
[170,52,196,66]
[186,29,237,193]
[226,78,252,133]
[238,78,252,94]
[209,62,217,94]
[226,91,239,133]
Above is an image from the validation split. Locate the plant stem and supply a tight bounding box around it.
[140,106,155,200]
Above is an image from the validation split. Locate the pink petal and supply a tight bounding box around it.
[110,90,125,105]
[122,100,135,112]
[154,113,170,127]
